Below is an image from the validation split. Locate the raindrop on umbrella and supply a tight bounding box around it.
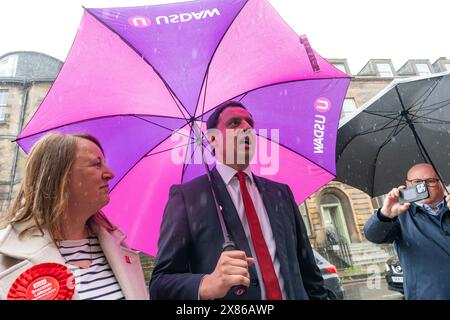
[192,48,198,60]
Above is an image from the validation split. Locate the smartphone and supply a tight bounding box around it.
[399,182,429,204]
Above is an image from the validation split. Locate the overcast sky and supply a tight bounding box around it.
[1,0,448,73]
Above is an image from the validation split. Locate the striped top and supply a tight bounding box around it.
[58,236,125,300]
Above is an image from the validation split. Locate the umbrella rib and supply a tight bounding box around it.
[254,133,336,178]
[412,98,450,112]
[144,141,195,158]
[362,110,403,121]
[181,131,204,183]
[133,115,192,139]
[409,76,443,109]
[110,138,190,193]
[394,86,441,171]
[236,92,249,102]
[181,127,199,183]
[192,0,250,116]
[199,71,210,126]
[337,115,403,160]
[407,89,448,123]
[195,77,350,124]
[350,122,409,137]
[83,8,192,120]
[108,121,197,194]
[360,110,399,115]
[196,70,248,127]
[15,113,188,143]
[408,109,447,125]
[202,140,215,157]
[409,100,450,122]
[411,115,450,124]
[380,123,407,149]
[414,120,450,125]
[370,122,409,196]
[392,78,441,130]
[167,85,192,123]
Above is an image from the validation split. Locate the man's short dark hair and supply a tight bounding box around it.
[206,100,247,130]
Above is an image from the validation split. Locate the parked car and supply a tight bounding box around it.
[385,256,404,295]
[314,250,345,300]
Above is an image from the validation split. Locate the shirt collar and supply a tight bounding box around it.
[215,161,253,185]
[415,199,445,216]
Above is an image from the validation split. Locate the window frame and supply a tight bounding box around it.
[0,55,18,77]
[376,63,394,77]
[415,63,431,76]
[342,98,357,118]
[0,89,8,122]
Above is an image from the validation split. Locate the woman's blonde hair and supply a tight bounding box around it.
[0,133,116,240]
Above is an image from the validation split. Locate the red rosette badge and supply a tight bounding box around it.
[7,263,75,300]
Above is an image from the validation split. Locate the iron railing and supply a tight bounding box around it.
[315,235,353,269]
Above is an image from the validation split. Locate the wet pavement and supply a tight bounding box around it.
[343,280,403,300]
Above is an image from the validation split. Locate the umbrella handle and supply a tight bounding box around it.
[222,242,249,297]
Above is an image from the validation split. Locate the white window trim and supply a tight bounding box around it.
[0,90,8,122]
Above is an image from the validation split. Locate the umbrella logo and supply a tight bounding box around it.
[128,16,151,28]
[314,97,331,113]
[234,288,246,296]
[155,8,221,25]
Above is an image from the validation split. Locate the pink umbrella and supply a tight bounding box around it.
[17,0,349,256]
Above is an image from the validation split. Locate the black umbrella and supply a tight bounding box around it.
[336,72,450,197]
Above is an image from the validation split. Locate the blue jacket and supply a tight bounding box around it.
[364,204,450,300]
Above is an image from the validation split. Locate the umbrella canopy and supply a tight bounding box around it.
[17,0,349,256]
[336,71,450,197]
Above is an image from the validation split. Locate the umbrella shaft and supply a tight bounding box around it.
[201,146,235,245]
[396,87,449,195]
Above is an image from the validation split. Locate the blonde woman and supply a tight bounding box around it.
[0,133,148,300]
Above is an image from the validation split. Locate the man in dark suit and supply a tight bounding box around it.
[149,101,327,300]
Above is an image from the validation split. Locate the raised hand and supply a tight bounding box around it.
[380,186,411,219]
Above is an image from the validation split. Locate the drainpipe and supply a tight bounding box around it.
[6,79,30,207]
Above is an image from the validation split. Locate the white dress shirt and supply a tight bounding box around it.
[215,162,286,299]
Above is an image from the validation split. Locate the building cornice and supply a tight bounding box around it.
[0,77,56,84]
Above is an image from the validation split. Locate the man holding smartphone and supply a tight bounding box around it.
[364,163,450,300]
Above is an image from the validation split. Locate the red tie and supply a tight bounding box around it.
[236,171,282,300]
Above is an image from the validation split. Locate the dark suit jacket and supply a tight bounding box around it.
[149,168,327,300]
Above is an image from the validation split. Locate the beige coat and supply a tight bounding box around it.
[0,221,149,300]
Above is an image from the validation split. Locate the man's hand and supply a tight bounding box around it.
[199,250,255,300]
[446,195,450,209]
[380,186,411,219]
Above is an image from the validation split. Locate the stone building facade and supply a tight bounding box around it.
[0,51,62,212]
